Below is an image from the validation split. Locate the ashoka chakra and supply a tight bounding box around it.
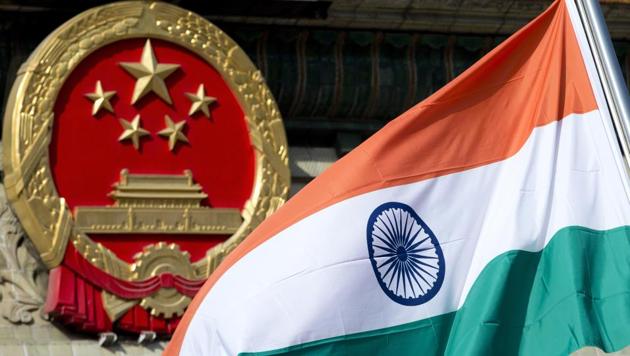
[366,202,445,306]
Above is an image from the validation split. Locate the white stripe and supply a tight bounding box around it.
[181,110,630,355]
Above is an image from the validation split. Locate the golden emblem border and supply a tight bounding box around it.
[2,1,290,318]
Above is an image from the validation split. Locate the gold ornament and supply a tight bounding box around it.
[132,242,193,318]
[120,39,179,105]
[118,114,150,150]
[74,169,243,235]
[85,80,116,115]
[185,84,216,118]
[158,115,189,151]
[2,1,290,321]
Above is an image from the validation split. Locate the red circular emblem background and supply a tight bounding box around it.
[50,38,255,262]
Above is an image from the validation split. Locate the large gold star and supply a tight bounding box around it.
[185,84,217,118]
[158,115,189,151]
[118,114,150,150]
[85,80,116,116]
[120,39,180,105]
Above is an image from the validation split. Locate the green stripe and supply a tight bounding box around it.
[241,226,630,356]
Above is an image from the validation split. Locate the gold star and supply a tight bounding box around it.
[85,80,116,116]
[158,115,189,151]
[185,84,217,118]
[120,39,180,105]
[118,114,150,150]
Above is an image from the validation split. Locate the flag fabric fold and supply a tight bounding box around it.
[166,0,630,354]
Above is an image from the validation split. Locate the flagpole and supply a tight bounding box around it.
[574,0,630,172]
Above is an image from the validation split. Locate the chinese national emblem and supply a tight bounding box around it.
[2,2,289,336]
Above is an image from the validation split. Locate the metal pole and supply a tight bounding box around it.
[574,0,630,168]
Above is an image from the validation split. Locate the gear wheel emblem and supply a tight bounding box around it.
[132,242,194,318]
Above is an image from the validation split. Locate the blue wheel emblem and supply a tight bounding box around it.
[367,202,445,306]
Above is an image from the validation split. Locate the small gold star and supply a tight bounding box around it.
[85,80,116,116]
[158,115,189,151]
[120,39,180,105]
[185,84,217,118]
[118,114,150,150]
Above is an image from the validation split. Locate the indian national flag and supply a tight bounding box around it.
[167,0,630,354]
